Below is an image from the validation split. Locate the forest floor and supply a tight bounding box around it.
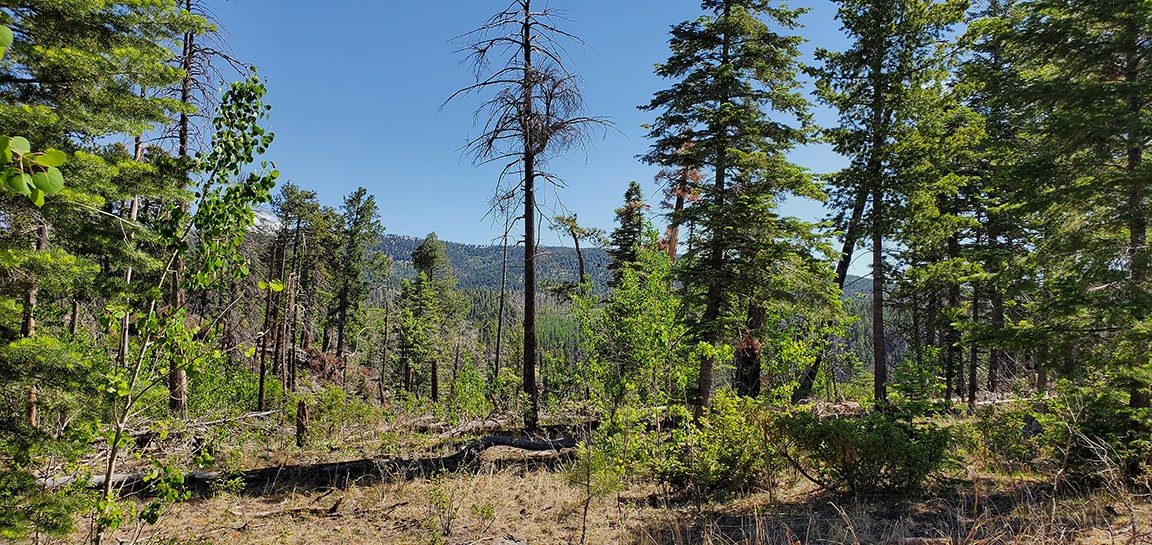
[60,409,1152,545]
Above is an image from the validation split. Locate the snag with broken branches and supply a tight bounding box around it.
[447,0,608,430]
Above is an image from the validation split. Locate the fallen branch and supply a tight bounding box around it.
[45,435,577,496]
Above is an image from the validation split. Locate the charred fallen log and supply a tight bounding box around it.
[44,435,577,496]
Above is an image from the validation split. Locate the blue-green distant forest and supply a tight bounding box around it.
[1,1,1150,544]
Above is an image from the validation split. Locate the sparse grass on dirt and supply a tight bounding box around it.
[65,451,1151,545]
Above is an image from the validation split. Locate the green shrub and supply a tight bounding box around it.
[650,390,773,497]
[973,402,1043,472]
[777,410,950,495]
[1037,378,1151,481]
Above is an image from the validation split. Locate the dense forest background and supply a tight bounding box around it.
[0,0,1150,544]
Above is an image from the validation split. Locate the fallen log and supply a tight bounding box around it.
[44,435,577,496]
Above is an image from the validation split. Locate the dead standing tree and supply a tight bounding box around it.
[448,0,605,429]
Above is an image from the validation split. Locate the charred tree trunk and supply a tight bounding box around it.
[735,303,766,397]
[521,10,540,430]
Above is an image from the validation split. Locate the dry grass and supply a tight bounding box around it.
[61,459,1151,545]
[53,407,1152,545]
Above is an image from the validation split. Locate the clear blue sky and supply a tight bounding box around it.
[210,0,854,257]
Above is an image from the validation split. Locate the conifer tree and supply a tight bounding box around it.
[811,0,966,402]
[1003,0,1152,409]
[606,181,647,287]
[642,0,817,415]
[331,187,383,360]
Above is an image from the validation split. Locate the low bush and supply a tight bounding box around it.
[777,410,950,495]
[650,390,774,497]
[972,402,1043,473]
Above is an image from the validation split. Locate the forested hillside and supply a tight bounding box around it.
[1,1,1150,544]
[378,234,613,291]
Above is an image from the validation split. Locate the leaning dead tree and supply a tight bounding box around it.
[447,0,606,429]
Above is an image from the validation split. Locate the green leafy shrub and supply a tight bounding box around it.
[1037,378,1151,481]
[777,410,950,495]
[651,390,772,497]
[973,402,1043,472]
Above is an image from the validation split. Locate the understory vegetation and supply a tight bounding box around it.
[2,0,1151,543]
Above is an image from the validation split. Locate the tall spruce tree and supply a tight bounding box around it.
[642,0,817,415]
[1002,0,1152,410]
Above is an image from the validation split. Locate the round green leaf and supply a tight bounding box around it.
[34,149,67,168]
[9,136,30,155]
[30,187,44,208]
[6,174,31,196]
[33,166,64,194]
[0,136,11,162]
[0,26,12,48]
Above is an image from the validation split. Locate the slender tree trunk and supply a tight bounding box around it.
[968,286,980,413]
[521,7,540,430]
[451,341,461,403]
[792,186,869,403]
[379,292,391,403]
[989,287,1005,394]
[871,187,887,403]
[912,291,923,371]
[694,0,732,421]
[404,352,413,393]
[336,286,348,359]
[665,189,686,262]
[944,235,961,404]
[1125,49,1149,408]
[1036,344,1049,393]
[23,221,47,427]
[69,300,79,337]
[167,27,195,415]
[257,249,277,411]
[431,357,440,403]
[119,137,144,368]
[493,226,510,390]
[572,233,585,288]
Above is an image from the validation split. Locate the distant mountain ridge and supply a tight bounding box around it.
[377,233,871,298]
[377,234,611,290]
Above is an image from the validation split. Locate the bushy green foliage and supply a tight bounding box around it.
[187,351,261,417]
[651,390,773,497]
[1037,378,1152,481]
[0,470,90,539]
[972,402,1044,472]
[292,386,382,446]
[890,347,946,417]
[777,410,950,495]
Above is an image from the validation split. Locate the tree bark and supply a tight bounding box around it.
[694,0,732,422]
[521,6,540,430]
[791,181,869,402]
[968,286,981,413]
[735,303,766,397]
[493,225,510,390]
[871,186,887,403]
[944,235,961,405]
